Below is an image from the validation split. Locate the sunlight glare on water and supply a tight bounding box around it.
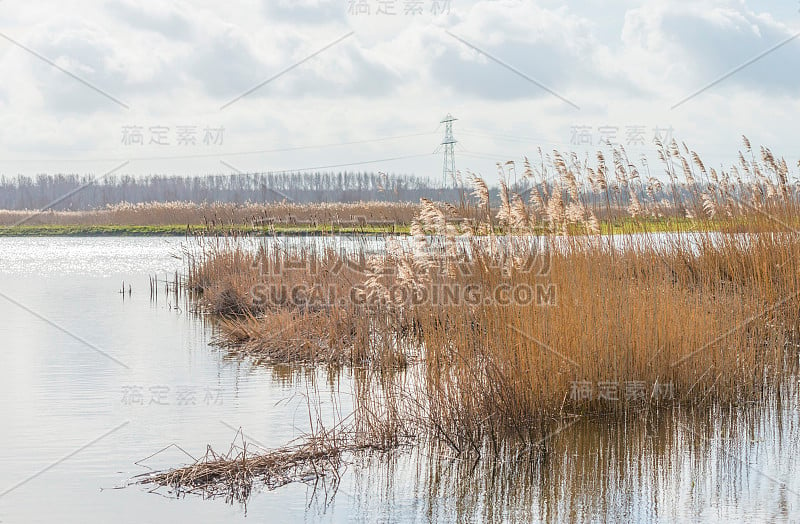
[0,237,798,523]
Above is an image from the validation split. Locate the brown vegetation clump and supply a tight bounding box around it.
[149,137,800,497]
[184,237,417,367]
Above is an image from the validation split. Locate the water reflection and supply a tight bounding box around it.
[342,403,800,522]
[1,237,798,523]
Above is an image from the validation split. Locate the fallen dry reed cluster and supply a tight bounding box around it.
[152,137,800,496]
[140,380,412,501]
[138,430,381,502]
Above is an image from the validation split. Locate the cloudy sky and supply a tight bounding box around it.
[0,0,798,183]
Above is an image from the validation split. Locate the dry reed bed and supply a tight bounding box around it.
[0,201,419,227]
[148,137,800,497]
[184,236,416,368]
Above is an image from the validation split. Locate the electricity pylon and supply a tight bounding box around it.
[438,113,457,187]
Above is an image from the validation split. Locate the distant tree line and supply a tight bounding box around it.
[0,170,686,213]
[0,172,465,210]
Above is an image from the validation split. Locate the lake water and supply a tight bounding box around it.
[1,237,799,523]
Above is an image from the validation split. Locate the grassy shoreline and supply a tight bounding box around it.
[0,223,412,237]
[0,217,729,237]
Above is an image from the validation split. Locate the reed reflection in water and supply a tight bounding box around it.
[339,397,800,523]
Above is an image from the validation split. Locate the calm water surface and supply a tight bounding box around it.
[1,237,799,523]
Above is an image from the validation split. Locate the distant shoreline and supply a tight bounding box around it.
[0,224,411,237]
[0,218,727,237]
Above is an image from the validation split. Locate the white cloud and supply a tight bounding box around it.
[621,2,800,96]
[0,0,797,181]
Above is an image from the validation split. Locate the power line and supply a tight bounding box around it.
[460,128,556,143]
[460,151,525,164]
[0,131,439,164]
[459,129,576,148]
[221,153,436,176]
